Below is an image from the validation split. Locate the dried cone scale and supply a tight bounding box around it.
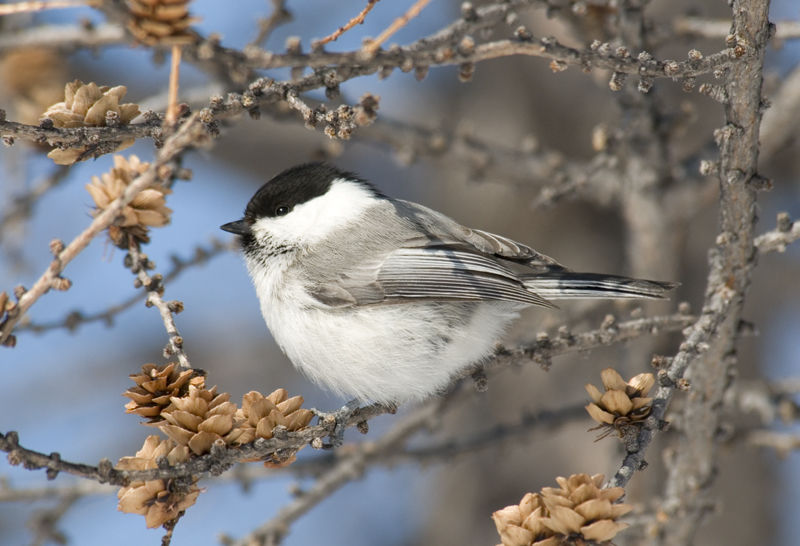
[157,384,313,458]
[585,368,655,439]
[0,291,12,316]
[123,363,203,424]
[234,389,314,444]
[233,389,315,467]
[127,0,199,46]
[42,80,140,165]
[492,474,632,546]
[116,435,201,528]
[85,155,172,249]
[158,382,241,456]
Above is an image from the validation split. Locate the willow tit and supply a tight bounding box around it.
[221,163,676,406]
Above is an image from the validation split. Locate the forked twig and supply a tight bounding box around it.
[313,0,380,47]
[361,0,432,56]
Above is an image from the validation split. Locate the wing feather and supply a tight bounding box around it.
[376,247,556,308]
[306,200,563,309]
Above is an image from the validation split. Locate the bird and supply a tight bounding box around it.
[221,163,676,441]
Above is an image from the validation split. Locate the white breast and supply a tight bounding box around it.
[256,293,522,403]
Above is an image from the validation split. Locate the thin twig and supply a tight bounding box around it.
[127,244,191,369]
[28,492,80,546]
[17,240,229,334]
[0,115,207,347]
[361,0,433,56]
[313,0,380,47]
[747,431,800,458]
[250,0,293,48]
[227,398,447,546]
[244,38,739,79]
[0,312,693,484]
[0,23,125,53]
[755,214,800,255]
[0,401,589,505]
[165,45,183,126]
[0,166,70,245]
[0,0,99,15]
[161,510,184,546]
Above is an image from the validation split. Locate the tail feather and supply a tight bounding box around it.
[521,272,678,300]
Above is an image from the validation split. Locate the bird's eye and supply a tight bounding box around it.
[276,205,290,216]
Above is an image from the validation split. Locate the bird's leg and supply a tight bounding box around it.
[310,398,361,449]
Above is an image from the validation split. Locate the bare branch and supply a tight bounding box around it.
[0,116,162,149]
[0,401,586,506]
[0,114,209,347]
[165,45,183,126]
[227,398,446,546]
[0,0,100,16]
[0,166,69,245]
[250,0,293,48]
[357,119,624,206]
[755,213,800,255]
[0,23,126,52]
[674,16,800,40]
[747,431,800,458]
[28,492,80,546]
[0,312,692,484]
[650,1,771,542]
[488,312,694,373]
[0,479,114,503]
[126,245,192,369]
[313,0,380,48]
[17,240,229,334]
[243,36,740,81]
[362,0,432,56]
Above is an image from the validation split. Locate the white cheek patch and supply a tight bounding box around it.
[252,178,376,247]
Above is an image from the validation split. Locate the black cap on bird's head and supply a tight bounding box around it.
[220,162,379,236]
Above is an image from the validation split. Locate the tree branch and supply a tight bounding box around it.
[17,240,229,334]
[0,23,125,53]
[639,2,770,543]
[1,312,693,484]
[0,115,209,347]
[126,244,192,368]
[226,398,446,546]
[755,212,800,255]
[250,0,293,48]
[0,166,70,245]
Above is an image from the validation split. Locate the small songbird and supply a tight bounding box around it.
[221,163,675,409]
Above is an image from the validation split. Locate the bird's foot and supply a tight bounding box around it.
[310,399,360,449]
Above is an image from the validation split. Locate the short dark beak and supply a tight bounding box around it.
[220,219,249,235]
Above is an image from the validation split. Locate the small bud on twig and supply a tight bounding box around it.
[49,239,65,256]
[514,26,533,42]
[458,62,475,82]
[609,71,627,91]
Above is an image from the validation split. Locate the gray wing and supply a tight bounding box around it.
[393,199,571,272]
[308,199,560,309]
[375,247,556,307]
[310,246,555,308]
[456,228,571,273]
